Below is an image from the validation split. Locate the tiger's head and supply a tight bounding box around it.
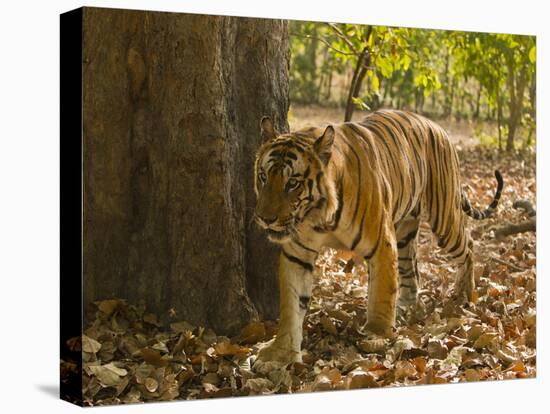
[253,117,338,244]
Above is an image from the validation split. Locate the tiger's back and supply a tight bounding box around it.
[292,110,465,252]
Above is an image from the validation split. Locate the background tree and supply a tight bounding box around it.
[82,8,289,335]
[290,23,441,121]
[289,22,536,151]
[450,32,536,150]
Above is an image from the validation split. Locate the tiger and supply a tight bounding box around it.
[253,109,503,365]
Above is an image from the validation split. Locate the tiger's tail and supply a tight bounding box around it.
[462,170,504,220]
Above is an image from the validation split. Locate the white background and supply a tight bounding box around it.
[0,0,547,412]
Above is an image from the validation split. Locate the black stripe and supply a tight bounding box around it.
[315,179,344,232]
[293,239,318,254]
[300,197,326,222]
[351,207,367,250]
[316,172,323,189]
[333,180,344,229]
[448,239,465,258]
[428,128,441,234]
[268,150,285,158]
[360,121,403,219]
[299,295,311,310]
[282,250,313,272]
[438,225,454,249]
[286,151,297,160]
[340,125,363,227]
[397,228,418,249]
[364,233,382,261]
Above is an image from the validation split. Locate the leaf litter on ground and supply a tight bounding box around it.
[60,147,535,405]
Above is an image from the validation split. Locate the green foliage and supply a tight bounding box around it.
[289,21,536,149]
[473,125,499,148]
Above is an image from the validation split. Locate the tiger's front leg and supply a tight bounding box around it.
[364,222,399,335]
[255,247,314,365]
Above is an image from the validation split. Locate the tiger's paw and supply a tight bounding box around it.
[452,275,475,304]
[252,336,301,372]
[450,285,474,305]
[363,320,394,337]
[397,294,418,313]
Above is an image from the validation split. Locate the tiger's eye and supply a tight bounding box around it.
[287,178,300,191]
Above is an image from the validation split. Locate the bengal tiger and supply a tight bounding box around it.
[253,109,503,365]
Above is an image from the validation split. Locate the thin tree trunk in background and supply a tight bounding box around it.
[506,60,528,151]
[383,76,392,107]
[306,25,319,103]
[415,90,425,113]
[456,89,464,120]
[344,48,367,122]
[524,73,536,148]
[448,77,457,119]
[317,46,329,102]
[506,60,517,151]
[443,49,451,117]
[475,82,482,119]
[325,66,333,101]
[344,26,373,122]
[496,87,503,151]
[82,8,289,335]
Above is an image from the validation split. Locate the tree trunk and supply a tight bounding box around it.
[475,82,482,119]
[383,76,392,106]
[448,77,457,119]
[496,87,503,151]
[457,88,465,120]
[443,49,451,117]
[325,65,333,101]
[506,60,528,151]
[308,25,319,103]
[524,73,536,148]
[82,7,289,335]
[344,26,373,122]
[344,48,368,122]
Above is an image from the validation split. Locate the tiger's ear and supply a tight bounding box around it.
[313,125,335,165]
[260,116,278,142]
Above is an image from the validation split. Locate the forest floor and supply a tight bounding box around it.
[62,113,536,405]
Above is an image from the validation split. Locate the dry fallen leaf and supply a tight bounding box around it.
[82,335,102,354]
[346,369,379,389]
[464,368,482,382]
[88,363,128,387]
[394,361,417,379]
[244,378,274,394]
[214,341,252,357]
[144,377,159,393]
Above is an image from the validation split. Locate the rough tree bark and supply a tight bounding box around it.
[82,7,289,335]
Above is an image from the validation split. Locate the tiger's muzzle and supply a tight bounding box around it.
[254,213,294,242]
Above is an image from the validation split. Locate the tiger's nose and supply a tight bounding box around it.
[256,215,277,225]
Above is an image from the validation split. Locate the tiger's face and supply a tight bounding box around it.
[254,117,335,243]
